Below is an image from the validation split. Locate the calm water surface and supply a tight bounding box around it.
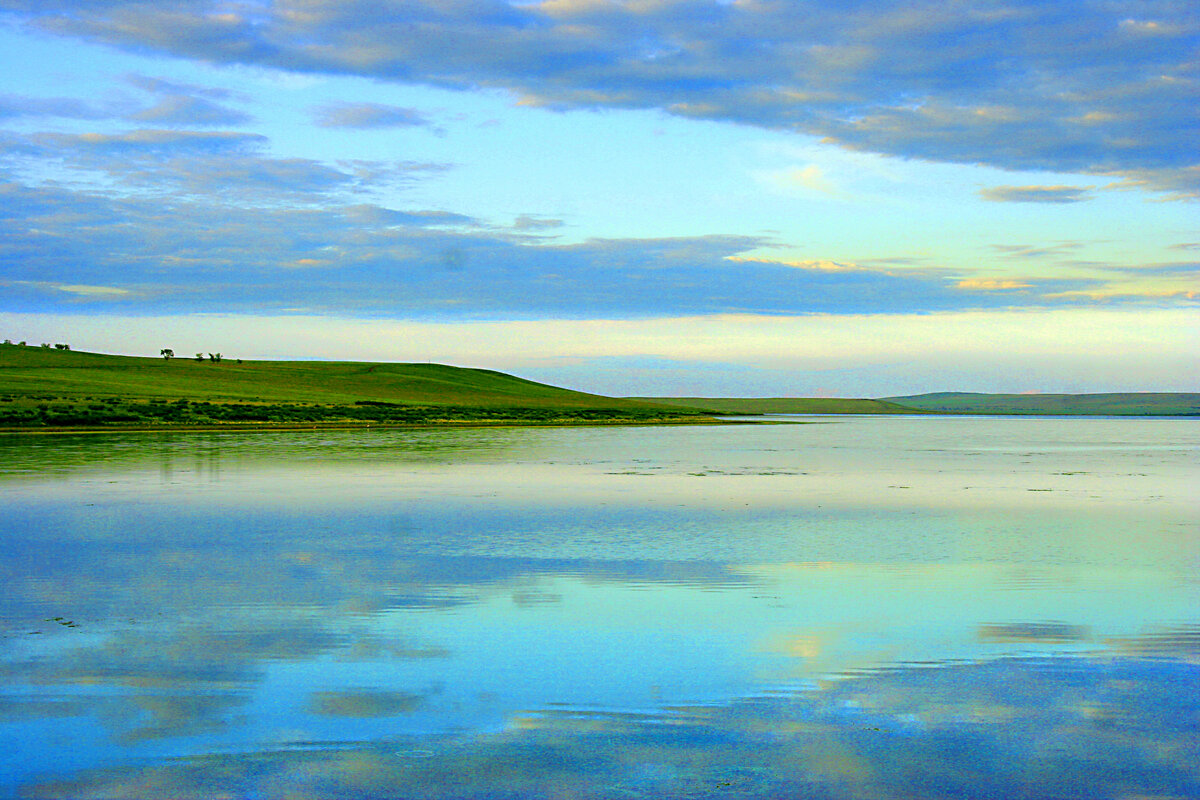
[1,417,1197,798]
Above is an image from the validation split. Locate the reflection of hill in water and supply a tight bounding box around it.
[887,391,1200,416]
[0,427,541,476]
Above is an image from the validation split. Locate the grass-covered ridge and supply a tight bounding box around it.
[0,344,712,428]
[887,392,1200,416]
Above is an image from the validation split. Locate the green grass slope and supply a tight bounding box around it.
[632,397,924,414]
[886,392,1200,416]
[0,344,709,427]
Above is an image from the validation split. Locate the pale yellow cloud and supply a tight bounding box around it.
[56,284,132,297]
[1046,288,1198,301]
[1118,18,1174,34]
[13,281,131,297]
[753,163,845,197]
[971,105,1022,122]
[955,278,1032,290]
[778,165,836,194]
[725,256,862,272]
[1068,110,1120,125]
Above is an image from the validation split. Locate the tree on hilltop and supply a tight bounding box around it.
[160,349,174,360]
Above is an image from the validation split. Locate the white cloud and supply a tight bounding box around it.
[10,0,1197,195]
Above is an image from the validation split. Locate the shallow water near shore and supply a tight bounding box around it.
[1,417,1197,798]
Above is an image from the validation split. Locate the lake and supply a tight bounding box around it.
[1,416,1197,798]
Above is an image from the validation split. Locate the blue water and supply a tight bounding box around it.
[1,417,1197,798]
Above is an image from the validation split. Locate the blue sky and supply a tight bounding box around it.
[0,0,1196,395]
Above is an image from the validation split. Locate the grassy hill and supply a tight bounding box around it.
[886,392,1200,416]
[0,344,711,428]
[632,397,923,415]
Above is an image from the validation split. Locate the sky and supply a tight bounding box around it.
[0,0,1196,397]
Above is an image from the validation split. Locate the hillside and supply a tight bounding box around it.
[887,392,1200,416]
[0,344,710,428]
[633,397,924,415]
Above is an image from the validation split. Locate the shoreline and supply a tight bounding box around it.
[0,417,782,435]
[1,413,1191,435]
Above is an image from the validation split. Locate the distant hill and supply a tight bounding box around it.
[631,397,923,415]
[886,392,1200,416]
[0,344,709,427]
[635,393,1200,417]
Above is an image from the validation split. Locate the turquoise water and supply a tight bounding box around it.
[1,417,1197,798]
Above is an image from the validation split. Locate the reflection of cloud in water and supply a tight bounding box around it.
[113,694,247,744]
[511,588,564,607]
[3,420,1196,797]
[22,657,1200,799]
[0,696,89,721]
[0,506,758,620]
[374,555,754,610]
[978,621,1091,643]
[309,689,428,718]
[37,625,345,687]
[1104,624,1200,658]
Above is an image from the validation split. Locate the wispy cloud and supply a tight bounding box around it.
[726,257,865,273]
[956,279,1034,290]
[991,242,1088,260]
[979,185,1093,203]
[127,95,251,126]
[9,280,133,298]
[124,73,252,126]
[1,129,449,201]
[513,215,564,231]
[8,0,1196,195]
[1097,261,1200,276]
[0,182,1136,319]
[36,129,264,155]
[314,102,437,130]
[0,94,114,121]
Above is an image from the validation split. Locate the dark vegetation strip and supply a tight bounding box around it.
[0,396,715,428]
